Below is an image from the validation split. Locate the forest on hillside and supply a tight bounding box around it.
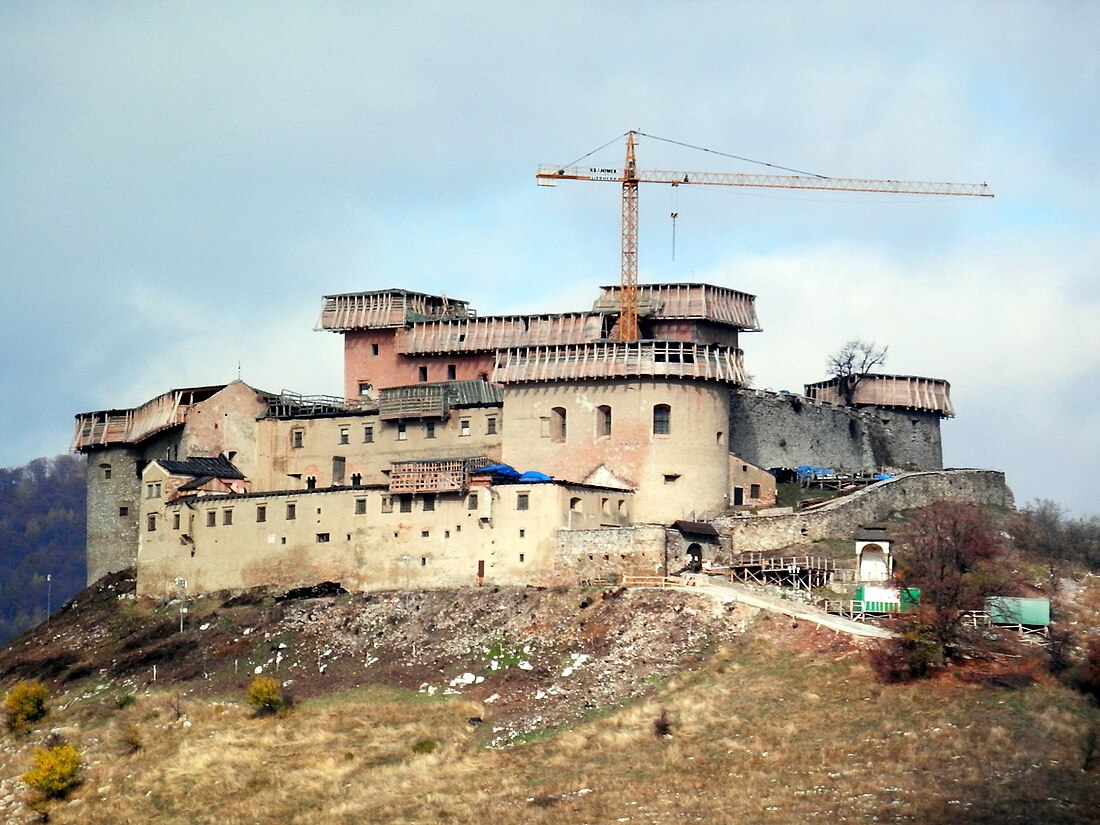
[0,455,86,646]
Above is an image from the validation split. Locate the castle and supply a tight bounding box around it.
[73,282,955,597]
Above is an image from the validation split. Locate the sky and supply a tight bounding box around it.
[1,2,1097,516]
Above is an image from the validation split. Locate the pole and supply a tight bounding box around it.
[46,574,51,626]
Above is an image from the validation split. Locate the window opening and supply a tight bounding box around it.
[516,492,529,511]
[286,502,297,520]
[291,429,304,448]
[223,509,233,526]
[653,404,671,435]
[363,425,374,443]
[206,511,217,527]
[257,505,267,523]
[551,406,567,442]
[597,405,612,437]
[355,498,367,514]
[339,427,349,445]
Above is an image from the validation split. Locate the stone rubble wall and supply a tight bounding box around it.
[711,469,1013,553]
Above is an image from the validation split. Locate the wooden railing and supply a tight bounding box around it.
[621,575,692,588]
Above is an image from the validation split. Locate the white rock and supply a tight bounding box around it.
[254,665,263,674]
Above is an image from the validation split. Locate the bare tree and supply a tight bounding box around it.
[826,340,888,405]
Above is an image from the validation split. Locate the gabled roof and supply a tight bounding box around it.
[156,456,245,480]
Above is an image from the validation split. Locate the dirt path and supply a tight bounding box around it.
[673,574,896,639]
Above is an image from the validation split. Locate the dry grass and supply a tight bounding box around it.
[4,630,1098,825]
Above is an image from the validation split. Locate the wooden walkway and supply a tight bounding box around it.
[727,554,836,591]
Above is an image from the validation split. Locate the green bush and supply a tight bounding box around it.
[4,680,49,729]
[411,738,438,754]
[21,743,82,798]
[115,692,136,710]
[246,676,285,714]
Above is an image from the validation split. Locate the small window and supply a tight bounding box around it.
[101,464,112,480]
[119,506,129,517]
[516,492,529,511]
[381,496,393,513]
[358,381,372,396]
[316,533,330,543]
[519,529,525,538]
[286,502,297,520]
[256,505,267,523]
[399,495,413,513]
[569,496,582,511]
[421,556,427,567]
[355,498,367,515]
[551,407,567,442]
[421,530,430,538]
[423,494,436,512]
[467,493,478,510]
[486,416,497,435]
[173,512,181,530]
[363,425,374,443]
[339,427,349,445]
[460,418,471,437]
[663,473,680,484]
[371,343,379,356]
[146,482,162,499]
[418,366,428,382]
[207,511,217,527]
[291,429,304,448]
[750,483,761,499]
[596,405,612,437]
[147,514,157,532]
[397,422,407,441]
[540,416,550,438]
[447,364,457,380]
[222,509,233,526]
[601,497,610,516]
[653,404,671,435]
[519,553,525,562]
[425,421,436,439]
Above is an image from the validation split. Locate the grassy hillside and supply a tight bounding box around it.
[1,572,1098,824]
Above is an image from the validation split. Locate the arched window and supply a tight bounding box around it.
[551,406,567,442]
[99,463,112,480]
[596,405,612,437]
[653,404,671,435]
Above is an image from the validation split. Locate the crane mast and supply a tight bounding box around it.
[537,131,993,341]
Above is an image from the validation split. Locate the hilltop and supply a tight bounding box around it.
[1,568,1099,824]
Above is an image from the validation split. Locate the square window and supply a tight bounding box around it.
[223,509,233,526]
[421,530,430,538]
[750,483,761,499]
[460,418,471,437]
[256,505,267,523]
[363,425,374,443]
[286,502,297,520]
[355,498,367,515]
[358,381,372,396]
[316,533,330,543]
[422,494,436,512]
[516,492,529,511]
[207,511,217,527]
[119,506,129,517]
[339,427,349,445]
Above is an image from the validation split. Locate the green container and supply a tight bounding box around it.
[985,597,1050,626]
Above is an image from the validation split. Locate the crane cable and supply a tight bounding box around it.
[634,130,830,179]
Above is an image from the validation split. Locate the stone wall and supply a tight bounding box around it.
[552,526,671,584]
[711,469,1013,553]
[85,445,142,585]
[728,390,945,472]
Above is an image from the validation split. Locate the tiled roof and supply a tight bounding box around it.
[157,456,245,480]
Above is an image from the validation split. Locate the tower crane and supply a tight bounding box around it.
[537,131,993,341]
